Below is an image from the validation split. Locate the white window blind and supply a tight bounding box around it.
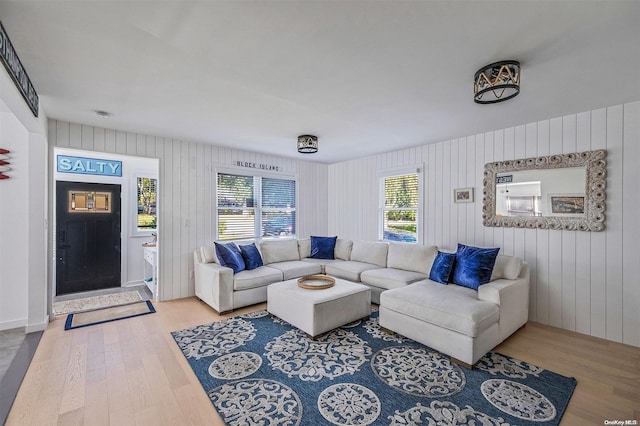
[261,177,296,238]
[217,172,296,240]
[381,173,419,243]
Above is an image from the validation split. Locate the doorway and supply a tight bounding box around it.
[55,181,122,295]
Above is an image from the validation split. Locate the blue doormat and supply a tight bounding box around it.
[65,300,155,330]
[171,309,576,425]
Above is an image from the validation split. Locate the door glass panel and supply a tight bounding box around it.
[68,191,112,213]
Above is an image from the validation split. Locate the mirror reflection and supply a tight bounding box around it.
[482,150,607,231]
[496,167,585,217]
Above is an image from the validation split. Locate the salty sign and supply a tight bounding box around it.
[57,155,122,177]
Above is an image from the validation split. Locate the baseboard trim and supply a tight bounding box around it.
[0,319,26,332]
[25,320,48,333]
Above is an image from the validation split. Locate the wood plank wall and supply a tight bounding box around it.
[48,120,329,302]
[328,102,640,348]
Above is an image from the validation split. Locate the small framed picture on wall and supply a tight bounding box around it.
[454,187,474,203]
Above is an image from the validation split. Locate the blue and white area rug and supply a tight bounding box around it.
[171,309,576,425]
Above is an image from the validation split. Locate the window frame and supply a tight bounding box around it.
[378,166,423,244]
[134,175,158,236]
[215,167,298,242]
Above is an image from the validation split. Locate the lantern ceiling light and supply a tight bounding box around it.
[297,135,318,154]
[474,60,521,104]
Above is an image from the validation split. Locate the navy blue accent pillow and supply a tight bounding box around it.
[451,244,500,290]
[429,251,456,284]
[310,236,337,259]
[214,242,245,274]
[239,243,263,270]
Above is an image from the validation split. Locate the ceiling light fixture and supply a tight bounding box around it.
[297,135,318,154]
[474,60,520,104]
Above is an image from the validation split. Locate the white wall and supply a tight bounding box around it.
[0,105,29,329]
[328,101,640,348]
[48,120,329,301]
[0,67,48,332]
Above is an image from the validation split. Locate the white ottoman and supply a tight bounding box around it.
[267,277,371,337]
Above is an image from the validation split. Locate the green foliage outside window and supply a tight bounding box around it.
[137,177,157,230]
[382,173,419,242]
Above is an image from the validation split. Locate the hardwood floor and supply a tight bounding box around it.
[7,297,640,425]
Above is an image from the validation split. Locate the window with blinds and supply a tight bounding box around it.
[217,173,296,240]
[137,177,157,231]
[381,173,419,243]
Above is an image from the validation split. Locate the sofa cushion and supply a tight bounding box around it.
[233,266,283,291]
[361,268,427,290]
[429,251,456,284]
[451,244,500,290]
[200,245,218,264]
[325,261,383,282]
[239,243,263,270]
[490,255,523,281]
[334,239,353,260]
[381,280,499,337]
[267,260,322,280]
[301,258,342,274]
[310,236,337,259]
[214,242,245,273]
[387,243,438,275]
[350,241,388,267]
[260,239,300,264]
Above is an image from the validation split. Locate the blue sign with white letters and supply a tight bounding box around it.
[57,155,122,177]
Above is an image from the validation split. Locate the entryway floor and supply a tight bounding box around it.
[1,284,152,424]
[0,329,42,424]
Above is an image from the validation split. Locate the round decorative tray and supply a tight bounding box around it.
[297,275,335,290]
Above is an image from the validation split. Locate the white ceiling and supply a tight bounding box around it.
[1,1,638,164]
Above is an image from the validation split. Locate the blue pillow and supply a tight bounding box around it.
[429,251,456,284]
[239,243,263,270]
[451,244,500,290]
[214,242,245,274]
[310,236,337,259]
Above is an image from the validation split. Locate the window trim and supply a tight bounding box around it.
[133,174,158,236]
[378,165,423,244]
[215,167,298,241]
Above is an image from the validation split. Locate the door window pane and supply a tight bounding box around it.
[69,191,112,213]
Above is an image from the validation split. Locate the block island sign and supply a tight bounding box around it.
[0,21,39,117]
[57,155,122,177]
[235,160,280,172]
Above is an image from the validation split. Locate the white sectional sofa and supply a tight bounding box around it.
[193,238,529,366]
[194,239,321,313]
[379,255,530,366]
[326,241,438,303]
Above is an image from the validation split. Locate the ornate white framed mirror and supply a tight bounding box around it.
[482,150,607,231]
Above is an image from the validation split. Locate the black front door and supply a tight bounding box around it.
[56,181,121,295]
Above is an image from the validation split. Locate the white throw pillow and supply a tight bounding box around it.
[334,239,353,260]
[490,255,523,281]
[298,238,311,258]
[200,245,218,264]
